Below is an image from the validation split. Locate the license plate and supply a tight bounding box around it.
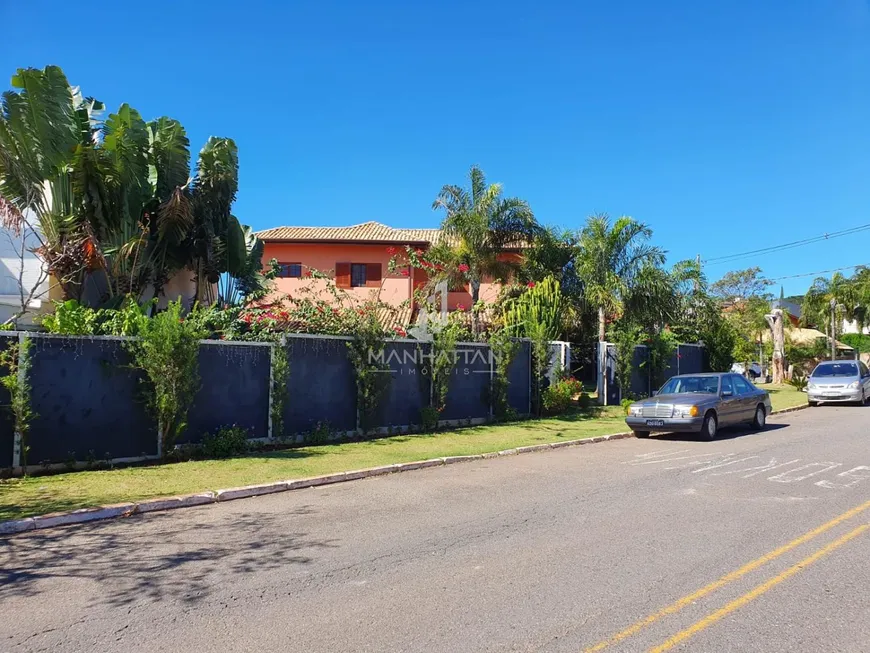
[823,392,840,397]
[646,419,666,427]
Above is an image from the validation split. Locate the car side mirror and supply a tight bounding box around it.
[651,390,658,396]
[722,390,733,397]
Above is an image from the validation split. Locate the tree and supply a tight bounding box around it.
[802,272,858,358]
[575,213,664,343]
[765,309,786,383]
[710,267,772,301]
[0,65,262,308]
[431,165,540,335]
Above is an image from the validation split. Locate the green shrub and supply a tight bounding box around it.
[420,406,440,432]
[128,300,205,456]
[621,398,634,415]
[201,425,250,458]
[788,372,808,392]
[304,420,331,445]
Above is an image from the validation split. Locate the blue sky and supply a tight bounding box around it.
[2,0,869,294]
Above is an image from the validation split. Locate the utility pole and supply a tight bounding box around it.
[830,299,841,361]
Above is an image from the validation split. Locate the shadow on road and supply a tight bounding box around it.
[651,423,790,442]
[0,505,337,607]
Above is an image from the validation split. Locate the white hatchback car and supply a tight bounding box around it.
[807,360,870,406]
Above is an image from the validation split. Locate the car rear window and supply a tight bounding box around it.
[812,363,858,377]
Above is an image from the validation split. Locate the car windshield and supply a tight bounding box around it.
[659,376,719,395]
[812,363,858,378]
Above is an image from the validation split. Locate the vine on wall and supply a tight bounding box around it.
[269,338,290,439]
[0,336,35,472]
[488,327,519,421]
[346,309,392,435]
[528,322,552,417]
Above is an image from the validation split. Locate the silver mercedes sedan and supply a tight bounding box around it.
[624,373,772,441]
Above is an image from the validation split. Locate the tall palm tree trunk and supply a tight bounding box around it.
[471,279,481,338]
[598,306,606,342]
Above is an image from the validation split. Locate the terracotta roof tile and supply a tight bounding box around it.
[255,221,444,244]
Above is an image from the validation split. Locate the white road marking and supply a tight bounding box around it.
[624,449,692,462]
[626,452,867,491]
[768,462,842,483]
[691,455,760,474]
[629,453,725,466]
[739,459,802,478]
[815,466,870,490]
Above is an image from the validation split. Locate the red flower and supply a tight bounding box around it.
[393,326,407,337]
[458,263,469,273]
[527,281,536,288]
[414,248,424,256]
[400,269,410,277]
[456,303,466,311]
[303,270,312,278]
[332,308,339,314]
[386,246,397,255]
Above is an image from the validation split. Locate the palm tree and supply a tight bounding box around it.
[431,165,540,334]
[802,272,857,354]
[575,214,665,343]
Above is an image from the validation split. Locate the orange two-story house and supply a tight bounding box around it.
[255,221,513,321]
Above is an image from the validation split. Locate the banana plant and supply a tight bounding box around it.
[0,65,260,307]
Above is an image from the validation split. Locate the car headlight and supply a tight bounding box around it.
[848,381,860,389]
[807,382,816,390]
[674,405,700,418]
[629,406,642,416]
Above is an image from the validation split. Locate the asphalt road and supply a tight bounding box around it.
[2,405,870,652]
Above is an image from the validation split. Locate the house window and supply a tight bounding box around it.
[351,263,367,287]
[278,262,302,278]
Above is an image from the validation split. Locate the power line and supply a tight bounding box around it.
[702,223,870,265]
[765,264,866,283]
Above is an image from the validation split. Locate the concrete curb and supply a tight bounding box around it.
[0,406,808,536]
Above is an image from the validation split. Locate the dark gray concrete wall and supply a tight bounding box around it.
[507,340,532,415]
[441,344,491,421]
[283,336,357,435]
[27,337,158,463]
[375,341,430,428]
[184,343,271,443]
[2,333,540,465]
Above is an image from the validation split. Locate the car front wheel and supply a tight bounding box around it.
[700,412,717,441]
[633,430,650,438]
[752,405,766,430]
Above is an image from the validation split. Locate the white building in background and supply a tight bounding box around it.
[0,224,50,327]
[841,319,870,335]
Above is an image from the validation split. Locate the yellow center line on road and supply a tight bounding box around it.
[583,499,870,653]
[648,523,870,652]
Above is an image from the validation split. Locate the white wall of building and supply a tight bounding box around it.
[0,225,49,326]
[841,319,870,336]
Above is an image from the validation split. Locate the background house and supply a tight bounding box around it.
[256,221,515,321]
[0,223,54,327]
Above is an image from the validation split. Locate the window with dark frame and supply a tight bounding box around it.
[278,263,303,278]
[351,263,367,287]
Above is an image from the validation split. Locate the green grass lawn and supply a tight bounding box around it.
[0,406,625,522]
[0,385,808,523]
[757,383,806,412]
